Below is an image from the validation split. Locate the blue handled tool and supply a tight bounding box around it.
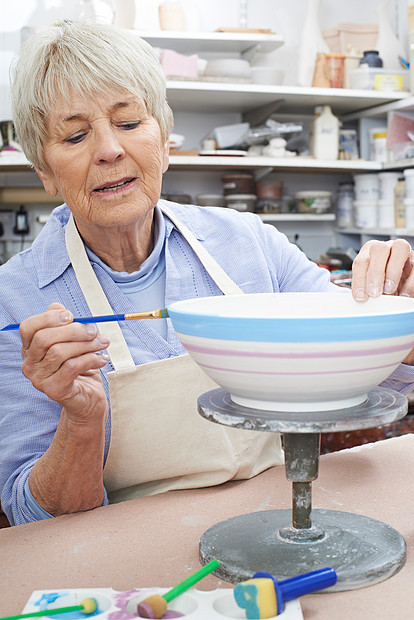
[234,567,337,618]
[1,309,169,331]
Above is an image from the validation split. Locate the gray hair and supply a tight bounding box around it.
[10,21,173,170]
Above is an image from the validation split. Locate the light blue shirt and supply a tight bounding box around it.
[1,201,413,525]
[85,206,168,339]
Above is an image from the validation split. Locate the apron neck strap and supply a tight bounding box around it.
[159,202,244,296]
[65,214,135,370]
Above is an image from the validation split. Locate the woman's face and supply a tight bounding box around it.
[36,90,170,230]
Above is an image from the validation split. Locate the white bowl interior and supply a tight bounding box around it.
[173,292,414,319]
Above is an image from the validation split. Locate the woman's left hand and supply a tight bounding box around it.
[352,238,414,301]
[352,238,414,365]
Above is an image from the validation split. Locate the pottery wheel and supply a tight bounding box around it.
[198,387,408,591]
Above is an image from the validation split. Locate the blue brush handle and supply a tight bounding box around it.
[1,314,127,331]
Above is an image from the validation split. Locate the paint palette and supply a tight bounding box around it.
[21,588,303,619]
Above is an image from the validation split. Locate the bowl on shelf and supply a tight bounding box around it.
[167,292,414,412]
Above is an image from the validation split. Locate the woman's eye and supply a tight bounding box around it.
[65,133,86,144]
[120,122,140,130]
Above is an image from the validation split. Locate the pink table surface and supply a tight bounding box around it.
[0,435,413,619]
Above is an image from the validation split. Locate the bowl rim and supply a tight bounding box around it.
[167,292,414,342]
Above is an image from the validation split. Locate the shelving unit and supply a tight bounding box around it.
[2,30,414,260]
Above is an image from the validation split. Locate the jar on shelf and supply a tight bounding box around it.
[394,177,406,227]
[221,173,255,196]
[336,182,354,227]
[373,132,389,163]
[359,50,383,67]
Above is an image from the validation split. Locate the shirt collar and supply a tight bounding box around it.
[32,200,206,289]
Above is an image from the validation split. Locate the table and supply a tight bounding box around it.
[1,435,413,618]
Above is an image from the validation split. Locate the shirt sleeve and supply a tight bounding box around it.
[20,477,109,524]
[0,323,110,526]
[381,363,414,394]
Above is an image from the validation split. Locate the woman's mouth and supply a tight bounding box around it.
[92,177,136,194]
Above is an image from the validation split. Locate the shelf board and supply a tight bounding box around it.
[0,152,401,175]
[166,81,410,115]
[134,30,284,54]
[168,155,381,172]
[382,158,414,171]
[336,226,414,236]
[0,152,31,171]
[342,94,414,121]
[260,213,335,222]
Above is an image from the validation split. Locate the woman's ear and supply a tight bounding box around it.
[34,166,59,197]
[162,137,170,173]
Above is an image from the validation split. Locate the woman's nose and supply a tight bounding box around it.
[94,128,125,163]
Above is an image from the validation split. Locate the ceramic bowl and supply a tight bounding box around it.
[167,292,414,412]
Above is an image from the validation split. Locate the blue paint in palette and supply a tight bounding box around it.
[33,592,101,619]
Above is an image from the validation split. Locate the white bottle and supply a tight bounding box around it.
[312,105,340,161]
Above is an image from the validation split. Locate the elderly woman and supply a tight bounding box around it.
[1,22,414,527]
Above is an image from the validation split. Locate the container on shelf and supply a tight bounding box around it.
[373,132,389,163]
[196,194,226,207]
[354,200,378,228]
[158,1,186,31]
[325,53,345,88]
[311,105,340,160]
[344,48,363,88]
[322,24,378,55]
[349,67,407,91]
[353,173,379,202]
[255,198,281,214]
[359,50,383,67]
[403,168,414,198]
[404,197,414,228]
[225,194,257,212]
[394,178,406,227]
[336,182,354,227]
[256,178,283,200]
[377,199,395,228]
[377,171,400,200]
[221,173,255,196]
[368,126,388,160]
[295,190,332,214]
[339,129,359,159]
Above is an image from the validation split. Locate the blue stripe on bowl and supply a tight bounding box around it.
[167,312,414,342]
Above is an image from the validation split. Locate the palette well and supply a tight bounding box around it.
[21,588,303,620]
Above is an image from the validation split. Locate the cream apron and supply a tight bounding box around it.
[65,205,283,503]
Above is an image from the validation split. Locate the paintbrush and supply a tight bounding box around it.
[0,309,169,332]
[137,559,220,619]
[0,598,97,620]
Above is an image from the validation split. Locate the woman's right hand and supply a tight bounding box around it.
[19,302,110,424]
